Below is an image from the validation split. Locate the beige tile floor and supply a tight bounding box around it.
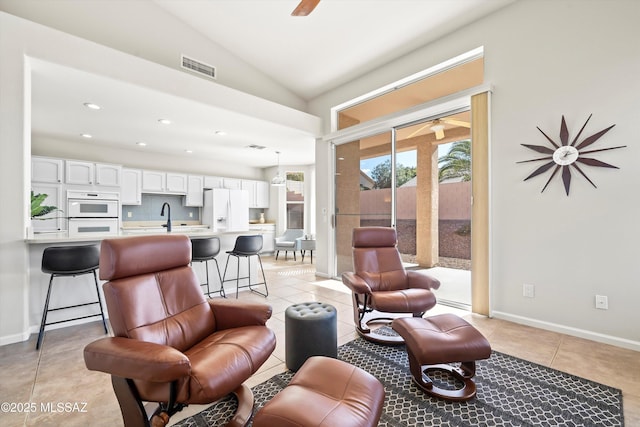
[1,256,638,426]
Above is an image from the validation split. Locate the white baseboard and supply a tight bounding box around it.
[0,331,31,346]
[492,311,640,352]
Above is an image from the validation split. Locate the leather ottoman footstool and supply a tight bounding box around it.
[252,356,385,427]
[392,313,491,401]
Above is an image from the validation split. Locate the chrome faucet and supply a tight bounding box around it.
[160,202,172,232]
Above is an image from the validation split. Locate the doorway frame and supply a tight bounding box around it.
[324,84,492,316]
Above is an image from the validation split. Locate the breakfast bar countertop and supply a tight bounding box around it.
[25,226,228,244]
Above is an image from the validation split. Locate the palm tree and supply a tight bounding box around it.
[438,140,471,182]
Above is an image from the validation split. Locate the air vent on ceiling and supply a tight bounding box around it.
[181,55,216,79]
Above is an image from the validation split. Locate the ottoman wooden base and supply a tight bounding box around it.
[252,356,385,427]
[392,314,491,402]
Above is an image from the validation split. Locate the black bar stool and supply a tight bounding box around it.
[222,235,268,298]
[191,237,225,298]
[37,244,108,350]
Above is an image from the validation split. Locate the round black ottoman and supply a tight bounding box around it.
[285,302,337,371]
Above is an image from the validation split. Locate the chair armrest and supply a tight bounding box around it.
[209,299,273,329]
[407,270,441,290]
[342,272,372,294]
[84,337,190,382]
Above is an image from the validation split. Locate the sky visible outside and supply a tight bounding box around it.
[360,142,452,177]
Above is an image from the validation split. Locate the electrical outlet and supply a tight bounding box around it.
[523,283,535,298]
[127,211,132,218]
[595,295,608,310]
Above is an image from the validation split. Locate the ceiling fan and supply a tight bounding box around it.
[407,117,471,140]
[291,0,320,16]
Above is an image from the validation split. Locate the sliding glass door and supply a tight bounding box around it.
[334,131,392,275]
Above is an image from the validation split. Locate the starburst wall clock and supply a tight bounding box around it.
[518,114,626,196]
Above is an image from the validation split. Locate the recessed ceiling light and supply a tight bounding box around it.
[185,149,193,154]
[136,142,147,147]
[83,102,101,110]
[81,133,92,138]
[158,119,171,125]
[214,130,226,136]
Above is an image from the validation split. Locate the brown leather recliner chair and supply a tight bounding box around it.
[341,227,440,345]
[84,234,276,427]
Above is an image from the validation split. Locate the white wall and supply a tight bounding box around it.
[309,0,640,349]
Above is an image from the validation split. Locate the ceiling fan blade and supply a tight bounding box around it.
[406,123,431,139]
[442,118,471,128]
[435,128,445,140]
[291,0,320,16]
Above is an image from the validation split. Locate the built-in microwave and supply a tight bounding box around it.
[67,191,120,218]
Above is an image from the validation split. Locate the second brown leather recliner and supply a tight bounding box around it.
[83,234,276,427]
[341,227,440,345]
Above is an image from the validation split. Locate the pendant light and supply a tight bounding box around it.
[271,151,286,186]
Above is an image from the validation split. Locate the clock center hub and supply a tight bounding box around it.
[552,145,579,166]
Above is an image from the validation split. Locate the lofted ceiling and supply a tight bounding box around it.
[23,0,514,168]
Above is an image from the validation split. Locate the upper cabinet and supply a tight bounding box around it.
[166,173,188,193]
[141,170,165,192]
[241,179,270,208]
[142,170,187,194]
[256,180,270,208]
[121,168,142,205]
[65,160,121,186]
[32,156,63,183]
[185,175,204,207]
[223,178,242,190]
[203,176,224,189]
[95,163,122,186]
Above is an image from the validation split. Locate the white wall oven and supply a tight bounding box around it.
[67,191,120,236]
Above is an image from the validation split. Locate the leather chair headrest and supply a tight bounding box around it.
[100,234,192,280]
[352,227,397,248]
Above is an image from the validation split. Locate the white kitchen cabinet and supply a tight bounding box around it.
[32,156,63,183]
[185,175,204,207]
[95,163,122,186]
[203,176,224,189]
[65,160,121,187]
[241,180,257,208]
[121,168,142,205]
[256,180,270,208]
[249,224,275,253]
[31,183,65,232]
[142,170,187,193]
[241,180,270,208]
[142,170,166,192]
[166,173,188,193]
[223,178,242,190]
[65,160,95,185]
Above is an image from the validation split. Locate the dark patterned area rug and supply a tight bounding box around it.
[174,338,624,426]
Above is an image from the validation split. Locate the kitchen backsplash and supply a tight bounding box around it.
[122,194,200,222]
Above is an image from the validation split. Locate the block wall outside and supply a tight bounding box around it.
[359,181,471,259]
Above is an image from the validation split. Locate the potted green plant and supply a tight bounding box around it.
[31,191,62,219]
